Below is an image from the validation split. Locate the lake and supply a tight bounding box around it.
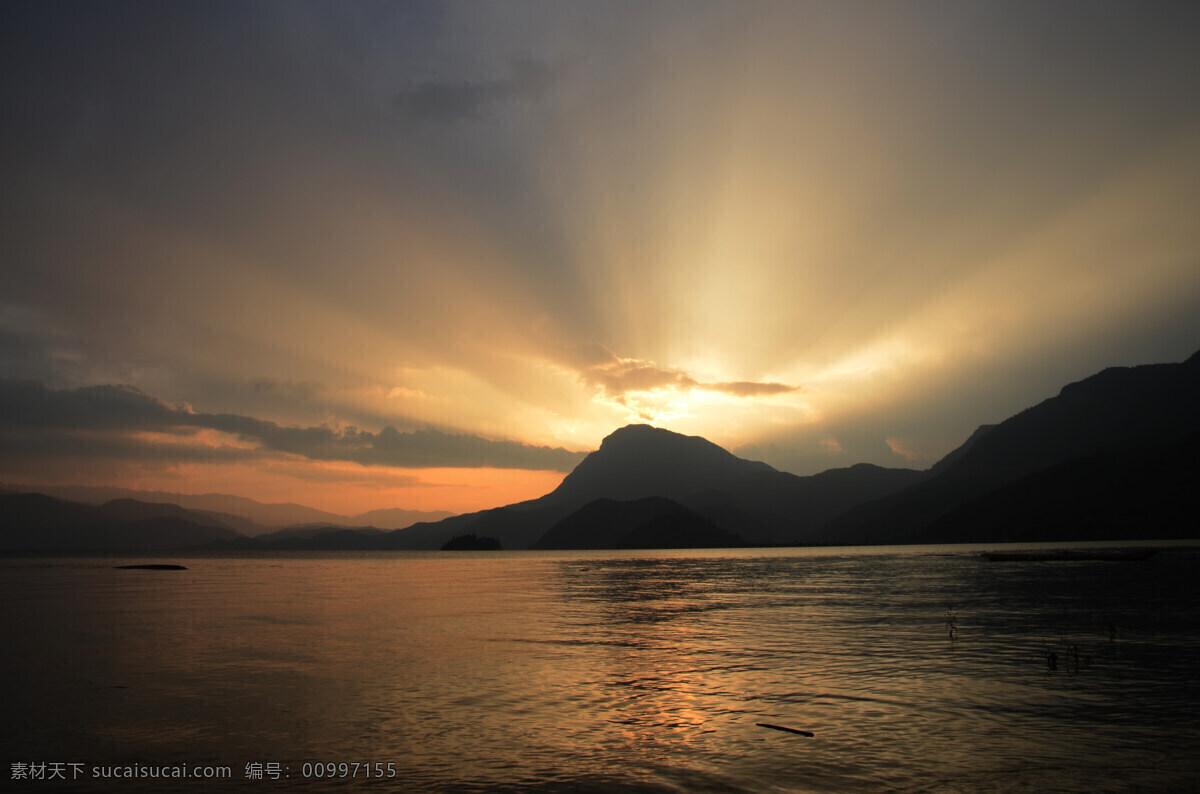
[2,544,1198,792]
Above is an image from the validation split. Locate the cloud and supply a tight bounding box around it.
[0,380,180,431]
[0,426,260,465]
[0,379,586,472]
[589,359,697,395]
[5,2,1199,483]
[571,344,799,402]
[707,381,798,398]
[393,58,556,123]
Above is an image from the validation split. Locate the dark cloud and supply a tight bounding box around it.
[0,380,586,471]
[0,380,179,432]
[393,58,557,123]
[0,426,259,465]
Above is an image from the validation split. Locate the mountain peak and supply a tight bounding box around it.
[597,423,732,455]
[541,424,776,506]
[600,423,663,442]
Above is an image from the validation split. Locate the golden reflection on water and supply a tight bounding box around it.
[1,547,1198,791]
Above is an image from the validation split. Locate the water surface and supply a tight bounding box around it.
[2,544,1198,791]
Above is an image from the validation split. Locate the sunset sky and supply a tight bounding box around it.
[3,1,1199,515]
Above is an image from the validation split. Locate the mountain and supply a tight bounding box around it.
[95,498,243,530]
[349,507,456,529]
[0,485,275,534]
[0,485,455,531]
[213,424,923,551]
[926,424,996,476]
[822,350,1200,544]
[378,425,925,550]
[0,485,342,531]
[919,429,1200,543]
[0,493,245,550]
[538,424,924,540]
[540,424,777,506]
[405,503,568,550]
[13,351,1195,552]
[534,496,746,550]
[441,534,503,551]
[252,524,388,543]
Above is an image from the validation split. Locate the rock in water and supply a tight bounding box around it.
[114,564,188,570]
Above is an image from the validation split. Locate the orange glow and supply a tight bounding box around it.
[168,462,566,516]
[0,456,567,518]
[5,4,1199,507]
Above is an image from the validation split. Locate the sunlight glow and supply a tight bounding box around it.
[5,3,1199,508]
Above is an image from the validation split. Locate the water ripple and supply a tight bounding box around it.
[1,546,1197,791]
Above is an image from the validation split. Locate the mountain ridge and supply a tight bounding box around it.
[0,484,455,531]
[4,349,1197,551]
[0,492,245,550]
[821,351,1200,544]
[377,425,925,550]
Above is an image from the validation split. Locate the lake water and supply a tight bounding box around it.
[2,544,1199,792]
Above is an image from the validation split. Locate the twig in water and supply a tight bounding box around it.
[756,723,814,737]
[1042,639,1058,671]
[945,606,958,640]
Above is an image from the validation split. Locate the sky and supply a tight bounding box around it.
[2,1,1200,515]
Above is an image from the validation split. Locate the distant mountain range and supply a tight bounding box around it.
[0,485,454,533]
[0,493,244,550]
[3,350,1197,551]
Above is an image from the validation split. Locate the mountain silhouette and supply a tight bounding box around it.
[0,493,245,550]
[534,496,746,550]
[95,498,244,529]
[918,428,1200,543]
[381,425,924,550]
[10,350,1197,552]
[541,425,775,505]
[349,507,456,529]
[250,524,387,543]
[0,484,455,532]
[822,350,1200,544]
[441,534,503,551]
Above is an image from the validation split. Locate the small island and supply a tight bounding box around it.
[440,534,502,551]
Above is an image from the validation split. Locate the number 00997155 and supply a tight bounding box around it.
[299,762,397,778]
